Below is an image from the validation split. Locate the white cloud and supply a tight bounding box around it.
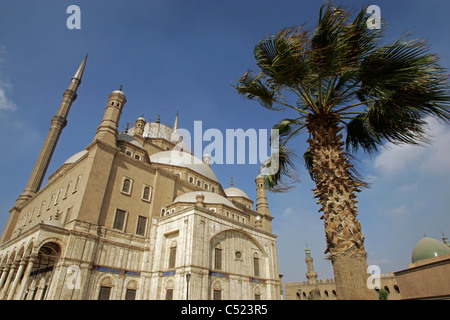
[386,204,409,216]
[374,117,450,175]
[0,45,17,112]
[397,181,418,193]
[0,84,17,111]
[283,207,294,217]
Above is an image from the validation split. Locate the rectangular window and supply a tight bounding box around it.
[213,290,222,300]
[125,289,136,300]
[113,209,126,230]
[73,175,81,193]
[214,248,222,270]
[168,246,177,269]
[136,216,147,236]
[166,289,173,300]
[254,257,260,277]
[98,286,111,300]
[255,294,261,300]
[63,206,72,225]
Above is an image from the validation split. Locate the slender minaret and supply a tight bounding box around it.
[305,246,318,285]
[16,55,88,205]
[255,174,271,216]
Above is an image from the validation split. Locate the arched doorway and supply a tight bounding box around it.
[24,242,61,300]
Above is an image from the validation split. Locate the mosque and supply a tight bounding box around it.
[0,56,282,300]
[285,234,450,300]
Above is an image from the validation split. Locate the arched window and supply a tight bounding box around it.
[213,281,223,300]
[98,277,114,300]
[122,178,131,193]
[394,285,400,293]
[142,186,152,201]
[165,280,174,300]
[125,280,138,300]
[384,286,390,293]
[254,286,261,300]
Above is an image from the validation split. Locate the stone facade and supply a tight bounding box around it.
[0,58,281,300]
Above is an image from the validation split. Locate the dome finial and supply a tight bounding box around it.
[231,176,234,187]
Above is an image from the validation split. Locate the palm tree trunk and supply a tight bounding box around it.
[307,113,377,300]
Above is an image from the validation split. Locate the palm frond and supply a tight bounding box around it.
[345,114,381,155]
[254,26,311,86]
[260,146,299,192]
[234,71,282,110]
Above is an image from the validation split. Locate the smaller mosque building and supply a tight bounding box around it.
[393,235,450,300]
[285,234,450,300]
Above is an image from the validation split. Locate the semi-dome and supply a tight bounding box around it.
[224,187,250,199]
[117,132,144,148]
[411,237,450,263]
[64,150,88,165]
[150,150,218,182]
[173,191,237,209]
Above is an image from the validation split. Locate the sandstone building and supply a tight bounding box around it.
[0,57,282,300]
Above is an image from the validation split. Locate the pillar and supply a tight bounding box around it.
[16,254,37,300]
[0,261,17,300]
[6,258,27,300]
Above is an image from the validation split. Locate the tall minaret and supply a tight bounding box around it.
[305,246,318,285]
[16,55,88,205]
[255,174,272,232]
[255,174,271,216]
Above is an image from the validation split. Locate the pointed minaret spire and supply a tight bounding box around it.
[72,54,88,82]
[173,111,179,131]
[16,56,87,204]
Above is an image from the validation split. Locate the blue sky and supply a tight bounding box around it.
[0,0,449,284]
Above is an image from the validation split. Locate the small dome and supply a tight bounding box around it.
[64,150,88,165]
[224,187,250,199]
[111,89,125,96]
[173,191,237,209]
[150,150,218,182]
[411,237,450,263]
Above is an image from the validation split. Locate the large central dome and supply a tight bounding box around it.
[150,150,218,182]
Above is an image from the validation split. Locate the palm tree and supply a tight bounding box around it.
[234,2,450,300]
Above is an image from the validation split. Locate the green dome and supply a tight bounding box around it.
[411,237,450,263]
